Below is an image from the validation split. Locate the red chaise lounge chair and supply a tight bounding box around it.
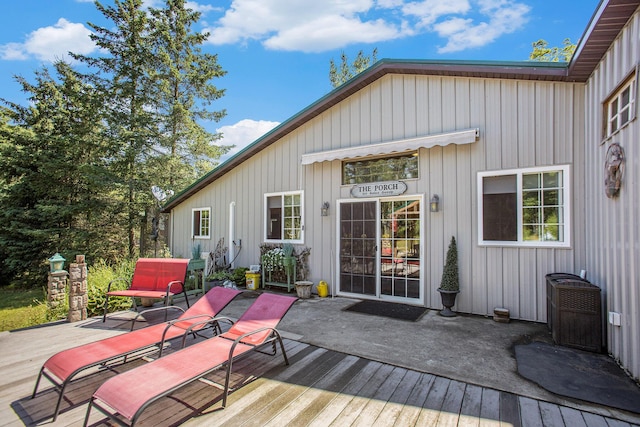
[83,292,298,427]
[32,286,242,421]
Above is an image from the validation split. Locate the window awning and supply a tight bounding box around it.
[301,128,479,165]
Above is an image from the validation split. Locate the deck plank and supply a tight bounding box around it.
[539,401,566,426]
[351,366,408,426]
[370,369,422,426]
[306,360,384,427]
[269,355,367,427]
[437,379,466,427]
[458,383,483,427]
[519,396,543,427]
[479,388,500,426]
[500,391,522,427]
[328,363,395,425]
[393,372,436,426]
[416,375,451,425]
[238,349,349,426]
[559,406,588,427]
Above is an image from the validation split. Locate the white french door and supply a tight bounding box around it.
[337,197,423,303]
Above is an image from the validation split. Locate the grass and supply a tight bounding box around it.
[0,287,48,332]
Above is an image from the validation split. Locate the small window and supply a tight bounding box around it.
[342,152,418,185]
[605,72,636,138]
[264,191,303,243]
[192,208,210,239]
[478,166,570,247]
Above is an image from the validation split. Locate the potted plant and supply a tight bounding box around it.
[438,236,460,317]
[205,270,234,290]
[231,267,249,287]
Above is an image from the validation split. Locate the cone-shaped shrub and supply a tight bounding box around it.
[439,236,459,291]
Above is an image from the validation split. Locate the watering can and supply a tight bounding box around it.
[317,280,329,298]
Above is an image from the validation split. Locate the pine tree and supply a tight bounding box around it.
[0,62,118,284]
[148,0,231,190]
[73,0,163,257]
[529,38,576,62]
[329,48,378,88]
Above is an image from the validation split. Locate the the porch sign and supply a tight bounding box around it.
[350,181,407,198]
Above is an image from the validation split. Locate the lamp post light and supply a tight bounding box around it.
[48,253,66,273]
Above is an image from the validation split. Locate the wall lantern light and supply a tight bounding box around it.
[430,195,440,213]
[321,202,330,216]
[48,253,66,273]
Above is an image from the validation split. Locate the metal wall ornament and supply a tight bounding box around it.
[604,143,625,198]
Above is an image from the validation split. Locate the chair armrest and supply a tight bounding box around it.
[166,280,184,294]
[182,316,235,336]
[157,315,235,355]
[107,277,130,293]
[130,305,186,331]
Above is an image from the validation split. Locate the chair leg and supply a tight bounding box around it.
[102,295,109,322]
[183,290,190,308]
[31,368,43,398]
[83,398,94,427]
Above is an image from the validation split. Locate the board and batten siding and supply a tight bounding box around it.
[584,8,640,381]
[169,73,585,324]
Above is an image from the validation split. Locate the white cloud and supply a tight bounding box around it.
[205,0,407,52]
[265,16,401,53]
[0,18,96,62]
[217,119,280,162]
[205,0,530,54]
[435,0,530,52]
[185,1,220,14]
[0,43,29,60]
[402,0,470,28]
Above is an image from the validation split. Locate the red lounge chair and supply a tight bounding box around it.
[84,293,297,427]
[103,258,192,322]
[32,286,241,422]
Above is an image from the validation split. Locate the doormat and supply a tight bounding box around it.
[344,300,428,322]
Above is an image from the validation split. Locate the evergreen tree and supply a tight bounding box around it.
[329,48,378,88]
[529,38,576,62]
[72,0,162,257]
[0,62,118,285]
[148,0,231,190]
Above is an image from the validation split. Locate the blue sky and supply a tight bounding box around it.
[1,0,599,160]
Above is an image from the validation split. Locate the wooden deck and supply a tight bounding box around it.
[2,313,640,426]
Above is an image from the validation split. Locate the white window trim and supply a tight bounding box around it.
[192,207,211,240]
[263,191,304,244]
[477,165,571,248]
[603,65,638,140]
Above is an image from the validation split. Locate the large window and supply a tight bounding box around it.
[192,207,210,239]
[605,71,636,138]
[478,166,570,247]
[264,191,303,243]
[342,152,418,185]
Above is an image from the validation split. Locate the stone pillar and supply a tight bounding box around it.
[48,271,68,310]
[68,255,88,322]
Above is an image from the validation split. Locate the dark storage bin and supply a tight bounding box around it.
[546,273,602,353]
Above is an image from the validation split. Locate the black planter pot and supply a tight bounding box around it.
[438,288,459,317]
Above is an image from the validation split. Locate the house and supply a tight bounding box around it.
[163,0,640,381]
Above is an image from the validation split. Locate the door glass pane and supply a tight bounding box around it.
[380,199,420,299]
[339,202,376,295]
